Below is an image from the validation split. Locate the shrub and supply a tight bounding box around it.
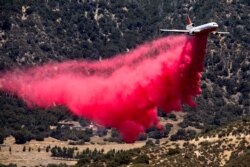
[145,140,155,147]
[167,148,180,156]
[134,154,149,164]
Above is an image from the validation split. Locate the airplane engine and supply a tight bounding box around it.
[189,31,195,35]
[212,32,219,35]
[211,31,224,37]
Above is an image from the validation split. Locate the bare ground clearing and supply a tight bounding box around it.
[0,136,146,167]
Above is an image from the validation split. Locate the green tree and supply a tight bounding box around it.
[13,130,31,144]
[0,130,4,144]
[167,148,180,156]
[134,154,149,164]
[46,146,50,152]
[145,140,155,147]
[22,146,26,152]
[114,151,132,165]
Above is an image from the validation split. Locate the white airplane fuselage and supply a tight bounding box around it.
[188,22,218,35]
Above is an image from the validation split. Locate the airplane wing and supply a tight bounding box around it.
[160,29,189,33]
[216,31,230,34]
[212,31,230,35]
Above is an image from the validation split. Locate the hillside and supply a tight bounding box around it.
[142,118,250,167]
[0,0,249,143]
[77,117,250,167]
[1,117,249,167]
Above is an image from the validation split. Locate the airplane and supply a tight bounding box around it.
[160,16,229,36]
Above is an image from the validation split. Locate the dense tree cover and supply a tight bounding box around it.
[75,148,144,167]
[0,92,89,143]
[47,164,68,167]
[0,0,249,143]
[146,124,171,139]
[51,146,77,158]
[0,129,5,144]
[170,129,197,141]
[0,164,17,167]
[51,126,93,141]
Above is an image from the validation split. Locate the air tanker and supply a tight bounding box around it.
[160,16,229,36]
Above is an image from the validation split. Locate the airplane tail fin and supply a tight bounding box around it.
[186,15,194,30]
[186,15,192,25]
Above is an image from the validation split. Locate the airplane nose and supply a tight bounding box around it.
[214,23,218,27]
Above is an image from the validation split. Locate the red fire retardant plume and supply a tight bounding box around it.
[0,34,208,142]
